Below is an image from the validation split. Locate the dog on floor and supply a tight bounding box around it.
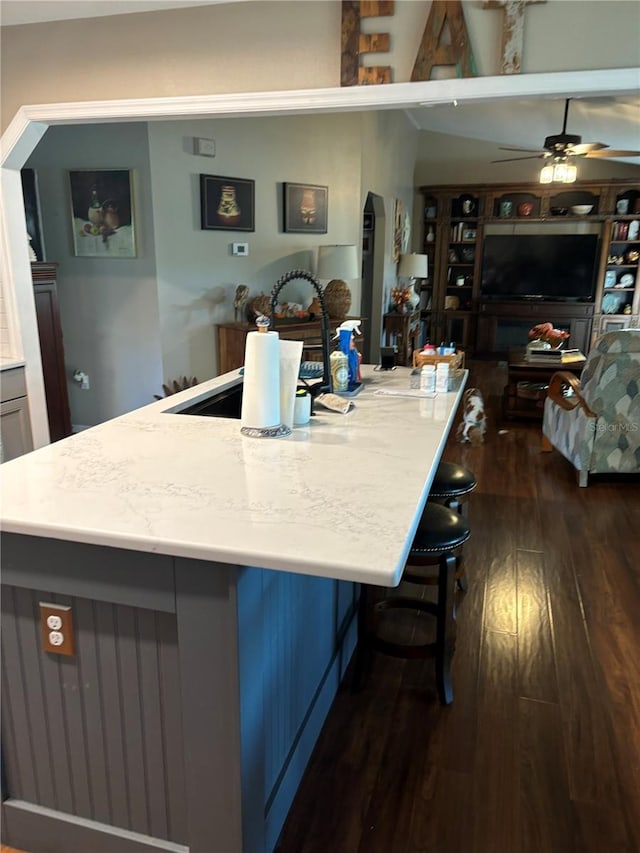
[456,387,486,445]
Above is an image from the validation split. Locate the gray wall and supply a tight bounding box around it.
[26,110,419,425]
[26,123,162,426]
[148,112,366,384]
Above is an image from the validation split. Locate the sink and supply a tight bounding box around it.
[172,382,243,419]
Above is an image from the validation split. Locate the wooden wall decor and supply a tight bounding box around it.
[411,0,477,81]
[483,0,547,74]
[341,1,394,87]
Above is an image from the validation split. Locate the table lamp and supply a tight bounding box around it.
[316,244,359,320]
[398,253,428,311]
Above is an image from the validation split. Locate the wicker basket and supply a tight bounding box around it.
[323,279,352,321]
[413,350,464,370]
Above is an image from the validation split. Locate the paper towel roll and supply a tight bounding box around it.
[241,330,281,429]
[279,339,303,429]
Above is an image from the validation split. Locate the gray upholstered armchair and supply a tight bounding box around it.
[542,330,640,486]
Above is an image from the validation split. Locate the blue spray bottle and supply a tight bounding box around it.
[333,320,362,391]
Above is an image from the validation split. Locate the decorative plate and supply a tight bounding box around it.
[602,293,624,314]
[619,273,634,287]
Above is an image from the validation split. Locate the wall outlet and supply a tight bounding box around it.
[39,602,74,656]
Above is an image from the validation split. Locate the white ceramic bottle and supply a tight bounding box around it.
[435,362,450,393]
[420,365,436,393]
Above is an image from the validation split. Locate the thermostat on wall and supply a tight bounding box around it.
[232,243,249,256]
[194,137,216,157]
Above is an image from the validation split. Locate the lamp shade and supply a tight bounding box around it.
[398,253,428,279]
[316,244,359,281]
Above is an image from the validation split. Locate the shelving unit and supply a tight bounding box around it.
[419,195,438,345]
[419,179,640,355]
[596,201,640,337]
[442,193,480,349]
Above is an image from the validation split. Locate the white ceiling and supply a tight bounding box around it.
[1,1,639,164]
[408,94,640,164]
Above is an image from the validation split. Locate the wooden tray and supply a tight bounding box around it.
[413,350,464,369]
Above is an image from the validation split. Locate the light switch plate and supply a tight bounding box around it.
[194,137,216,157]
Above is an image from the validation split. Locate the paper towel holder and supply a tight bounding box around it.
[270,269,333,395]
[240,313,293,439]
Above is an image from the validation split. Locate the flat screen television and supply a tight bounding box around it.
[480,234,599,302]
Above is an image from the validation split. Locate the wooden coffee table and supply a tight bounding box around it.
[504,347,585,420]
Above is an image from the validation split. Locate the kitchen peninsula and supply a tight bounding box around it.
[1,365,467,853]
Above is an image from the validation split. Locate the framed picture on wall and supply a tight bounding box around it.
[200,174,255,231]
[21,168,46,262]
[283,182,328,233]
[68,169,136,258]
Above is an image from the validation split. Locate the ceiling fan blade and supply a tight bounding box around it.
[498,146,544,153]
[570,142,609,154]
[584,149,640,158]
[491,155,545,163]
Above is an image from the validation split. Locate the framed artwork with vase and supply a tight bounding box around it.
[200,174,255,232]
[69,169,136,257]
[283,182,328,233]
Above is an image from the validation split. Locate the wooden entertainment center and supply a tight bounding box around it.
[419,179,640,355]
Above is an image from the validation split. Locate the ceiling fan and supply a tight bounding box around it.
[492,98,640,164]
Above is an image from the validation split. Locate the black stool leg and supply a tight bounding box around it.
[456,554,468,593]
[352,584,373,692]
[435,552,456,705]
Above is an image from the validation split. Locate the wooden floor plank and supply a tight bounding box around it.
[518,697,578,853]
[278,358,640,853]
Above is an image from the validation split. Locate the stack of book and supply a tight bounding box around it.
[525,348,586,365]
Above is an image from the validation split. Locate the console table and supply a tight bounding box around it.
[504,348,585,420]
[216,318,364,374]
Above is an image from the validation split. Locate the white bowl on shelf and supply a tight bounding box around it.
[571,205,593,215]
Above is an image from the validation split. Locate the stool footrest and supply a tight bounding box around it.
[368,596,441,660]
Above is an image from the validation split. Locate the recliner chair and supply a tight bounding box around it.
[542,329,640,486]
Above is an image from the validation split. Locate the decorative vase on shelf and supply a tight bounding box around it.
[406,283,421,312]
[426,225,435,243]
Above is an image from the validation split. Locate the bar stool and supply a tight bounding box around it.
[427,461,476,592]
[354,502,470,705]
[429,461,477,513]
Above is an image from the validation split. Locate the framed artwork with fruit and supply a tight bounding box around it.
[69,169,136,257]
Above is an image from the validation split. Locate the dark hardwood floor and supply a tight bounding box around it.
[277,358,640,853]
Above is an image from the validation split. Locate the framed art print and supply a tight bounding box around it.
[21,168,45,262]
[200,174,255,231]
[69,169,135,257]
[283,182,328,233]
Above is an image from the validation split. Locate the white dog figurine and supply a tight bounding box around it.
[456,387,486,445]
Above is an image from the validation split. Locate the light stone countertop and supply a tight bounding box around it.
[0,365,467,586]
[0,358,26,371]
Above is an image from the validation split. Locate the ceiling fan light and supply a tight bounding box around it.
[539,164,554,184]
[563,163,577,183]
[552,161,570,183]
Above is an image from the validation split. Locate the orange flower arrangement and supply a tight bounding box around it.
[528,322,570,348]
[391,286,410,308]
